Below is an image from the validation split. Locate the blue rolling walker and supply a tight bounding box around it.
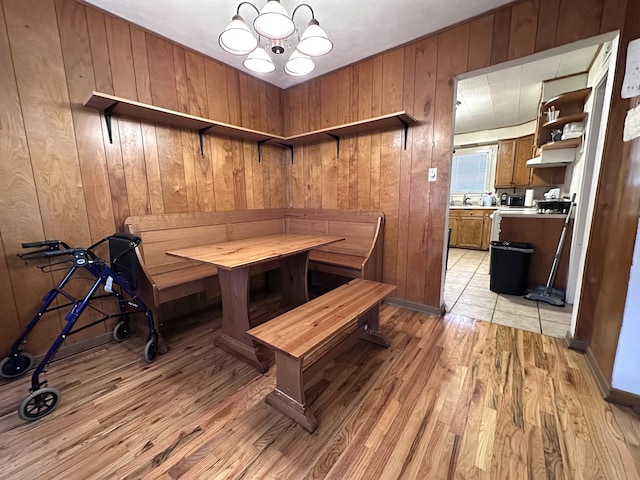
[0,233,157,421]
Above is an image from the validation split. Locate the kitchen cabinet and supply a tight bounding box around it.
[449,208,496,250]
[495,139,517,187]
[495,135,534,187]
[495,134,565,187]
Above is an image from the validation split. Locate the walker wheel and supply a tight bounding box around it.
[18,387,61,421]
[144,338,158,363]
[0,352,34,379]
[113,320,130,342]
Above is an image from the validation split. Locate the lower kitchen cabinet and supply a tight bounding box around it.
[449,209,495,250]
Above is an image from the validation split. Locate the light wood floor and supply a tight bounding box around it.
[0,300,639,479]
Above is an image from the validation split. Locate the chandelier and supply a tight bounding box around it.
[218,0,333,76]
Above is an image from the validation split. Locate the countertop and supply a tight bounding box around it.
[450,205,569,218]
[450,205,498,210]
[491,207,568,219]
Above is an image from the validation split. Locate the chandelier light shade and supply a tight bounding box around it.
[284,49,315,76]
[218,1,332,76]
[219,14,259,55]
[253,0,295,39]
[296,19,333,56]
[243,45,276,73]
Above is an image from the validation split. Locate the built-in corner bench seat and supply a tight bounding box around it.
[124,208,384,353]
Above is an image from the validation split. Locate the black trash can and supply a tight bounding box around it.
[489,241,534,295]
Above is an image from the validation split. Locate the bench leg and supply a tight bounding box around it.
[266,351,317,433]
[358,305,390,347]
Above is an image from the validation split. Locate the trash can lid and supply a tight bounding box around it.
[490,240,533,252]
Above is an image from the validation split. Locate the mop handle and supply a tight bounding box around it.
[545,193,576,290]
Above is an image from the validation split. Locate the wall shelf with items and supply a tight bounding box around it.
[534,87,591,150]
[539,137,582,151]
[83,92,417,162]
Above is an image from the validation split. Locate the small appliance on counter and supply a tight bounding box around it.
[500,193,508,206]
[506,195,525,207]
[536,199,573,214]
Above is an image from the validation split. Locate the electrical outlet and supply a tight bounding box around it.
[428,168,437,182]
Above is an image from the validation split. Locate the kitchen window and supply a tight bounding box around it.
[450,150,491,193]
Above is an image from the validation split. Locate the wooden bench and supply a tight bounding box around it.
[247,278,396,433]
[124,209,384,353]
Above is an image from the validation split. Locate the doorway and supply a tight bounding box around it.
[444,31,620,338]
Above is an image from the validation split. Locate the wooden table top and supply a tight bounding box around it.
[166,234,344,270]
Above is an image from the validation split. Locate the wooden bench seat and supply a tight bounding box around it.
[247,278,396,433]
[124,208,385,354]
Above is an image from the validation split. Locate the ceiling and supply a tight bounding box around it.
[81,0,515,89]
[455,44,600,134]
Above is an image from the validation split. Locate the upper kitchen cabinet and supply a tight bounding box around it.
[495,135,536,187]
[495,134,565,187]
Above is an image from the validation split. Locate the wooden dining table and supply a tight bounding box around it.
[166,233,344,372]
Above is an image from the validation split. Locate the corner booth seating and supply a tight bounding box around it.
[124,208,384,353]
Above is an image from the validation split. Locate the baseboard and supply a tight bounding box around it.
[606,388,640,414]
[564,341,640,414]
[34,332,114,366]
[565,332,588,352]
[583,347,611,398]
[384,297,445,317]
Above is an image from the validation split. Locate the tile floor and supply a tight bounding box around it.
[444,248,573,338]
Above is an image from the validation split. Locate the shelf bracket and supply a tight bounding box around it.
[282,143,294,164]
[257,139,270,163]
[198,126,214,156]
[103,103,118,144]
[326,133,340,158]
[398,118,409,150]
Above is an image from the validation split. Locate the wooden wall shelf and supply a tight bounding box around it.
[543,87,592,110]
[84,92,417,162]
[540,137,582,151]
[542,112,588,129]
[535,87,592,150]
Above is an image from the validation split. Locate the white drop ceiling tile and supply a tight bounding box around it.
[455,41,601,134]
[473,113,498,126]
[469,103,494,116]
[455,119,476,134]
[557,50,598,76]
[522,59,560,81]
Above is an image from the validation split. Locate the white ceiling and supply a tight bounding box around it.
[81,0,515,89]
[455,44,599,134]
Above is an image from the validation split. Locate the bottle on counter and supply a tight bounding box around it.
[478,195,485,206]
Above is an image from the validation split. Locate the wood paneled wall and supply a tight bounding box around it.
[0,0,286,355]
[0,0,636,393]
[282,0,635,387]
[283,0,628,310]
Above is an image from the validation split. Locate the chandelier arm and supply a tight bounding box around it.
[236,1,260,17]
[291,4,315,21]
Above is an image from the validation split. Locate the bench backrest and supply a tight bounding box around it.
[124,209,287,276]
[124,208,384,279]
[284,209,383,258]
